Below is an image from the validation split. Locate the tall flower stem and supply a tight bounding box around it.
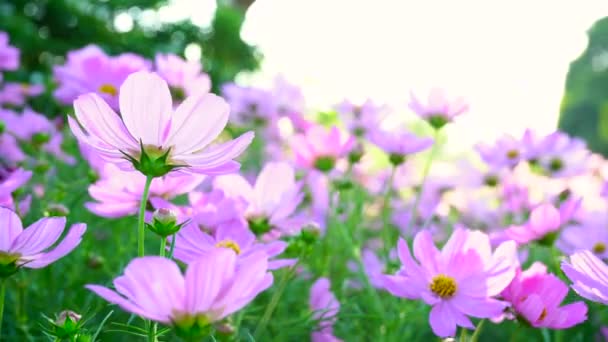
[407,129,441,231]
[159,237,167,258]
[0,280,7,339]
[138,176,154,257]
[148,236,167,342]
[381,166,397,258]
[253,263,298,339]
[469,319,485,342]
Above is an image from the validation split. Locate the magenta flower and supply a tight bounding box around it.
[291,125,355,172]
[409,88,468,129]
[86,248,273,336]
[172,222,295,270]
[382,229,518,337]
[501,262,587,329]
[335,99,386,137]
[0,207,86,275]
[310,278,342,342]
[155,53,211,100]
[368,128,433,165]
[0,83,44,107]
[69,71,254,177]
[505,203,570,245]
[214,162,307,236]
[0,32,19,72]
[86,163,204,218]
[0,167,31,211]
[53,45,149,110]
[475,133,523,169]
[561,250,608,305]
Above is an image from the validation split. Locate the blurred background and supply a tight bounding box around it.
[1,0,608,153]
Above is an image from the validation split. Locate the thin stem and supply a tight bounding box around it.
[253,264,298,339]
[159,236,167,258]
[469,319,485,342]
[148,236,167,342]
[0,280,7,339]
[381,166,397,258]
[407,129,441,232]
[168,235,176,260]
[138,176,154,257]
[147,322,157,342]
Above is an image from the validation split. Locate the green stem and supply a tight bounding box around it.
[253,264,297,339]
[148,236,167,342]
[469,319,485,342]
[138,176,154,257]
[0,280,7,340]
[159,236,167,258]
[147,322,157,342]
[407,129,441,231]
[168,234,176,260]
[381,166,397,258]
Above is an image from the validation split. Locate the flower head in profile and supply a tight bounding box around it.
[557,215,608,259]
[53,45,150,110]
[172,222,295,270]
[0,207,86,277]
[369,128,433,166]
[335,99,386,137]
[523,131,590,178]
[155,53,211,101]
[222,83,277,127]
[0,82,44,107]
[561,250,608,305]
[501,262,587,329]
[310,278,342,342]
[69,71,254,177]
[86,248,273,339]
[475,133,523,170]
[214,161,307,237]
[409,88,468,129]
[505,203,576,246]
[86,163,204,218]
[381,229,518,337]
[0,32,19,72]
[0,167,31,212]
[291,125,355,172]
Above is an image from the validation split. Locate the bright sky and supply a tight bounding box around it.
[239,0,608,148]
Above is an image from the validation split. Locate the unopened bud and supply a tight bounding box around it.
[146,208,184,237]
[45,203,69,217]
[56,310,81,326]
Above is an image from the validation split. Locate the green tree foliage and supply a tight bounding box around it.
[559,17,608,155]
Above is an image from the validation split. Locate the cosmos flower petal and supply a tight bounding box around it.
[25,223,87,268]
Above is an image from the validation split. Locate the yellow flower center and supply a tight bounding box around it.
[98,83,118,96]
[214,239,241,255]
[430,274,457,298]
[593,242,606,254]
[506,149,519,159]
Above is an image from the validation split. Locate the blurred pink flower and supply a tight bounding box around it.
[86,163,204,218]
[0,83,44,106]
[53,45,150,110]
[86,249,273,331]
[291,125,354,172]
[69,71,253,176]
[310,277,342,342]
[0,133,26,166]
[0,207,86,272]
[172,222,295,270]
[222,83,277,127]
[154,53,211,100]
[475,133,523,170]
[523,130,590,178]
[382,229,518,337]
[501,262,587,329]
[409,88,468,129]
[214,162,308,237]
[0,32,19,72]
[369,128,433,161]
[562,250,608,305]
[335,99,386,137]
[505,203,574,245]
[0,167,31,211]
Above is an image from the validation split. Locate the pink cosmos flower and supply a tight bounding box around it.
[505,203,573,245]
[214,161,308,237]
[291,125,355,172]
[368,128,433,162]
[86,163,204,218]
[335,99,386,137]
[86,248,273,333]
[68,71,254,176]
[382,229,518,337]
[222,83,277,127]
[557,216,608,259]
[0,83,44,106]
[0,167,31,211]
[53,45,150,110]
[310,278,342,342]
[0,133,26,166]
[501,262,587,329]
[561,250,608,305]
[523,130,590,178]
[0,207,86,273]
[409,88,468,129]
[172,222,295,270]
[154,53,211,100]
[475,133,523,170]
[0,32,19,72]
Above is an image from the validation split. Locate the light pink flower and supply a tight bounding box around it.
[501,262,587,329]
[310,278,342,342]
[86,248,273,330]
[561,250,608,305]
[0,167,31,211]
[382,229,518,337]
[409,88,468,128]
[69,71,254,176]
[0,83,44,106]
[0,207,86,272]
[505,203,570,245]
[155,53,211,99]
[0,32,19,72]
[291,125,354,172]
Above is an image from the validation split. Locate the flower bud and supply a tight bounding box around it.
[56,310,82,326]
[146,208,184,237]
[45,203,70,217]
